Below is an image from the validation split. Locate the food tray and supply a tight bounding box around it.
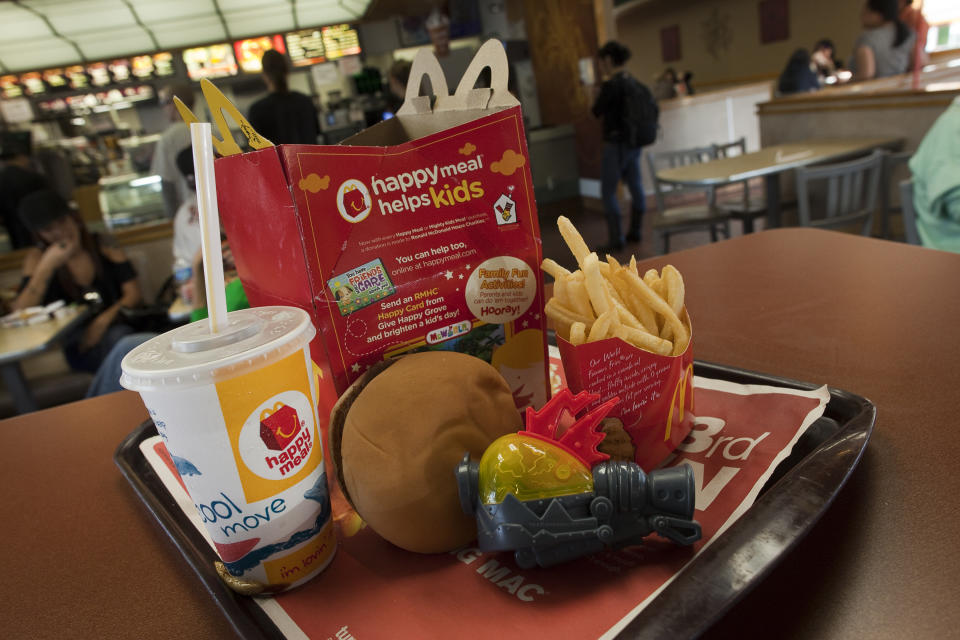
[114,361,875,639]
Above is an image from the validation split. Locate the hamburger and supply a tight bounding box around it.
[329,351,522,553]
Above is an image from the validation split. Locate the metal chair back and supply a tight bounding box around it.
[795,150,883,236]
[899,179,921,246]
[712,137,747,159]
[645,146,717,213]
[879,150,911,239]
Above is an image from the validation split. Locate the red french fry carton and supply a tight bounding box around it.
[556,313,694,472]
[259,403,302,451]
[177,40,549,439]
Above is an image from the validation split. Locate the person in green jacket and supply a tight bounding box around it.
[909,97,960,253]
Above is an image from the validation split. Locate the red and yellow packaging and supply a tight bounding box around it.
[557,314,694,471]
[181,40,548,422]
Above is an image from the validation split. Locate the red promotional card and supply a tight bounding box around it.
[141,350,829,638]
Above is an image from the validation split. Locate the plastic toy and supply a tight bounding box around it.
[456,389,702,569]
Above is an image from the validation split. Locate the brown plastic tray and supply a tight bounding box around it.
[115,360,875,639]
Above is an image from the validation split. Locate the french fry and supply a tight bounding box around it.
[569,321,587,345]
[541,258,571,280]
[642,268,659,287]
[557,216,591,269]
[612,274,658,334]
[553,274,570,307]
[588,309,615,342]
[661,264,685,316]
[545,298,593,340]
[565,275,595,318]
[621,268,688,352]
[606,255,622,271]
[613,325,673,356]
[582,253,611,316]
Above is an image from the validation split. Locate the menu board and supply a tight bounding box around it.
[109,59,131,83]
[87,62,111,87]
[234,34,286,73]
[131,54,154,78]
[321,24,361,60]
[43,68,67,89]
[19,72,45,95]
[183,43,237,80]
[286,28,326,67]
[153,51,175,77]
[66,65,89,90]
[1,75,23,99]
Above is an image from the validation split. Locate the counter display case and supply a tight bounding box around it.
[97,172,165,229]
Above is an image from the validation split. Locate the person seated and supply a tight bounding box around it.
[653,68,678,101]
[811,39,840,83]
[778,49,821,95]
[12,189,155,396]
[849,0,915,81]
[909,97,960,252]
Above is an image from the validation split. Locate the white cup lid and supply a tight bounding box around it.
[120,306,315,391]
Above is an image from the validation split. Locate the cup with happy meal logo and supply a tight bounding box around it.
[121,305,336,593]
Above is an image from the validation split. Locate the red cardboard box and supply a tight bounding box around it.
[205,40,548,415]
[259,403,301,451]
[557,315,694,472]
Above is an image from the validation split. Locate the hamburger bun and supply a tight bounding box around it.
[329,352,521,553]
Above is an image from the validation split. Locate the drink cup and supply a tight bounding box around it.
[121,306,336,592]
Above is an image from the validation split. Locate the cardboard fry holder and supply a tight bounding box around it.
[556,313,694,471]
[180,40,549,419]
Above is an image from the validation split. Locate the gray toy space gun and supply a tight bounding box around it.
[455,389,702,569]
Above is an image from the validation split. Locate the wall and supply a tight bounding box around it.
[615,0,864,89]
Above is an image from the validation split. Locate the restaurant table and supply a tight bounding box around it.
[0,306,87,414]
[656,137,902,230]
[2,228,958,639]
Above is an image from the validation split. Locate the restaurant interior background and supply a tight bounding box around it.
[1,0,959,416]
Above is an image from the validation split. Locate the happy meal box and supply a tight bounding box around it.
[174,40,549,420]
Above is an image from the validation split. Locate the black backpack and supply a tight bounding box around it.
[621,74,660,148]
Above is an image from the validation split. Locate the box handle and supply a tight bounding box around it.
[396,47,452,116]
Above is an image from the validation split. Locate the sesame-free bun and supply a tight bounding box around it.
[330,352,521,553]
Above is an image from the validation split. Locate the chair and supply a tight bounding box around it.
[712,137,767,233]
[646,146,731,254]
[794,150,883,236]
[899,179,922,246]
[879,150,911,239]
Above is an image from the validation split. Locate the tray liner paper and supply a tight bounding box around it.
[140,347,829,639]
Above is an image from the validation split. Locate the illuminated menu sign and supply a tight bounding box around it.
[234,35,285,73]
[43,68,67,89]
[1,75,23,99]
[87,62,111,87]
[131,54,154,78]
[286,28,326,67]
[19,72,46,95]
[109,59,131,83]
[66,65,89,90]
[183,43,238,80]
[153,51,174,77]
[321,24,361,60]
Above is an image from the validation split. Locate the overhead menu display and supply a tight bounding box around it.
[43,68,67,89]
[109,59,131,83]
[131,54,154,78]
[321,24,361,60]
[1,75,23,99]
[87,62,111,87]
[153,52,175,77]
[285,28,326,67]
[234,34,285,73]
[19,72,45,95]
[183,43,237,80]
[65,65,89,90]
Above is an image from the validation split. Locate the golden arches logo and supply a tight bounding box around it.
[174,78,274,157]
[664,363,694,441]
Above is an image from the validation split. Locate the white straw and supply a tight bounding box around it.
[190,122,228,334]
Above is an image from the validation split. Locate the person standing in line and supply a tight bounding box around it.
[0,132,48,249]
[591,41,659,252]
[151,82,195,219]
[248,50,320,145]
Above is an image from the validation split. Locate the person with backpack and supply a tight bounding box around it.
[591,41,659,252]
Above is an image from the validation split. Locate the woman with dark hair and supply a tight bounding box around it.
[849,0,915,80]
[12,189,150,388]
[778,49,821,95]
[248,49,320,144]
